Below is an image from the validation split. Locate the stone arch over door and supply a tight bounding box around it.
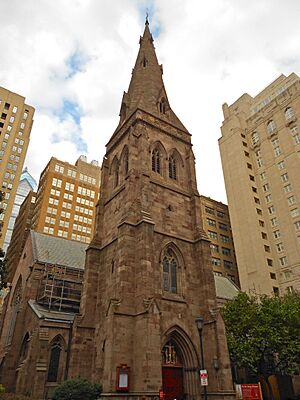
[162,326,199,400]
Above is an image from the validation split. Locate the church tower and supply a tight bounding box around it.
[70,20,235,400]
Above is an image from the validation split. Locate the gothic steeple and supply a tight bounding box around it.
[118,21,188,132]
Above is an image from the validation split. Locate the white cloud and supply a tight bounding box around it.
[0,0,300,203]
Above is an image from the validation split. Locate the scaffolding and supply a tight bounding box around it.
[37,264,84,313]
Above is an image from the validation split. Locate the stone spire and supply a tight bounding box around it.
[118,21,188,132]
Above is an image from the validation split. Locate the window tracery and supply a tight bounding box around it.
[152,148,161,174]
[162,247,178,293]
[169,155,177,180]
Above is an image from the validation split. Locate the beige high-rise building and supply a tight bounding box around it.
[31,155,101,244]
[200,195,240,286]
[219,73,300,295]
[0,87,34,250]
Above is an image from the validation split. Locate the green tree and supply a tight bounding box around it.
[0,190,7,289]
[221,292,300,399]
[52,377,102,400]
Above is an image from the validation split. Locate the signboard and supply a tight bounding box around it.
[200,369,208,386]
[159,389,164,400]
[116,364,130,391]
[236,383,262,400]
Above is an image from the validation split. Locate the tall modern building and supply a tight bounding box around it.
[219,73,300,295]
[199,195,240,286]
[31,155,101,244]
[3,167,37,251]
[0,87,34,250]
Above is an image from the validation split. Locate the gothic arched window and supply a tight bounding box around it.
[47,338,62,382]
[152,148,161,174]
[19,332,29,362]
[162,247,178,293]
[111,157,119,188]
[169,155,177,180]
[6,277,22,345]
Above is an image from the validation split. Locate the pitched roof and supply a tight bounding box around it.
[31,231,87,270]
[214,275,240,300]
[117,21,188,133]
[28,300,75,322]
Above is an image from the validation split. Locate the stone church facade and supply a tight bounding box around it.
[0,21,235,400]
[69,21,234,400]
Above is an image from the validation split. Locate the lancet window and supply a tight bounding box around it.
[162,247,178,293]
[169,155,177,180]
[152,148,161,174]
[47,338,62,382]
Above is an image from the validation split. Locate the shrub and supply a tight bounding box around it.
[52,377,102,400]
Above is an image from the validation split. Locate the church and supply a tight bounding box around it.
[0,20,235,400]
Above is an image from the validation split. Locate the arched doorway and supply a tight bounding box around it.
[162,341,184,400]
[162,327,200,400]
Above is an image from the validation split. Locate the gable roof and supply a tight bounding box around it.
[31,231,87,270]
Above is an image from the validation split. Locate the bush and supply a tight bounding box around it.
[52,377,102,400]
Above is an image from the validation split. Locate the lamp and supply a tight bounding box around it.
[195,317,208,400]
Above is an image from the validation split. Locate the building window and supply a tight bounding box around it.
[279,256,287,266]
[217,211,225,218]
[224,260,233,269]
[219,223,228,230]
[281,173,289,182]
[47,339,62,382]
[259,220,265,227]
[205,206,214,215]
[265,194,272,203]
[277,160,285,170]
[251,131,260,146]
[263,183,269,192]
[261,232,267,239]
[212,257,221,266]
[294,134,300,144]
[222,247,231,256]
[260,172,266,180]
[264,245,270,252]
[287,196,295,206]
[267,120,277,134]
[270,217,278,227]
[207,218,216,227]
[276,242,284,252]
[210,244,219,252]
[54,164,64,174]
[284,184,292,193]
[267,259,273,266]
[291,208,299,218]
[268,205,275,214]
[256,208,262,215]
[152,148,161,174]
[270,273,276,280]
[285,107,295,122]
[169,155,177,180]
[208,231,218,240]
[162,247,178,293]
[274,146,281,157]
[273,230,281,239]
[294,221,300,231]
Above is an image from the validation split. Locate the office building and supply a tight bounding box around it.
[0,87,34,250]
[200,195,240,286]
[219,73,300,295]
[31,155,101,244]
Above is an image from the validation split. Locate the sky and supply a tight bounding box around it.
[1,0,300,203]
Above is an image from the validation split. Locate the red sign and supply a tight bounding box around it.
[240,384,262,399]
[159,389,164,400]
[200,369,208,386]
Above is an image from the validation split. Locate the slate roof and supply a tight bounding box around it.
[214,275,240,301]
[31,230,87,270]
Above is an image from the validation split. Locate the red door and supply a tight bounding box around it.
[162,366,184,400]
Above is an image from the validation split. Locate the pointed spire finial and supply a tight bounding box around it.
[145,10,149,25]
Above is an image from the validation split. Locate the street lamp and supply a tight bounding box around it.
[195,317,208,400]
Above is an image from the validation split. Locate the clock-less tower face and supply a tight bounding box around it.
[69,21,235,400]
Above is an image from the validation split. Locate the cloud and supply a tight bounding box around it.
[0,0,300,202]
